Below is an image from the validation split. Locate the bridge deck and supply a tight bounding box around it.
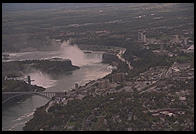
[2,91,64,94]
[2,91,65,104]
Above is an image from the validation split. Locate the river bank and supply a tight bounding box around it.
[2,58,79,78]
[2,47,113,131]
[2,43,129,131]
[23,46,132,130]
[2,80,46,107]
[2,57,80,106]
[23,46,194,131]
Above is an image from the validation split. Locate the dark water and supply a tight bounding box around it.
[2,46,112,131]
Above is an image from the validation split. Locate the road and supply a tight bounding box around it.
[116,48,133,70]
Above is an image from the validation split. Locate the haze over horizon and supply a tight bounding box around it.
[2,3,194,131]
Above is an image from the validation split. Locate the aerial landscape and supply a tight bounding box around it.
[2,3,194,131]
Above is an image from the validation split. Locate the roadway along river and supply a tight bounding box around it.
[116,48,133,70]
[2,46,113,131]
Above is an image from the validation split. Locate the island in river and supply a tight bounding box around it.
[2,57,79,78]
[2,58,80,106]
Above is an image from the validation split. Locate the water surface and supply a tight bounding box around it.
[2,45,112,131]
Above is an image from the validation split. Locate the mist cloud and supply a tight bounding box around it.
[59,40,102,66]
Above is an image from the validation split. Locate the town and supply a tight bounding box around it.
[2,3,194,131]
[25,29,194,130]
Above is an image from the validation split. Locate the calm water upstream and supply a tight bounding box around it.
[2,45,112,131]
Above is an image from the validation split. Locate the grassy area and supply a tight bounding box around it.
[2,4,194,52]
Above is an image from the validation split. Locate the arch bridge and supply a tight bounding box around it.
[2,91,65,104]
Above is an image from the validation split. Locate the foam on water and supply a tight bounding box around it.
[27,70,57,88]
[59,40,102,66]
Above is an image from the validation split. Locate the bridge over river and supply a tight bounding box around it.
[2,91,66,104]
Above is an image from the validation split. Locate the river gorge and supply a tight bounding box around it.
[2,43,113,131]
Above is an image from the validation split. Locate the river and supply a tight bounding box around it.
[2,44,113,131]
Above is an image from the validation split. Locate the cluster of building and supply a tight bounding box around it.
[138,30,147,43]
[97,79,110,89]
[95,73,127,89]
[44,34,193,129]
[111,73,127,83]
[2,53,10,61]
[165,62,194,81]
[45,72,129,108]
[49,59,193,107]
[170,35,189,46]
[138,30,194,55]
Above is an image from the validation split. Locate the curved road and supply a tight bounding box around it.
[116,48,133,70]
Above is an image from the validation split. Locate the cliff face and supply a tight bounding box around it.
[102,53,119,64]
[29,59,80,74]
[2,58,79,106]
[2,58,80,78]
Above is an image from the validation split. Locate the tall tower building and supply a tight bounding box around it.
[141,32,144,41]
[143,34,147,43]
[184,38,188,46]
[160,44,163,52]
[138,32,140,40]
[138,32,143,41]
[27,75,31,85]
[138,30,147,43]
[175,35,180,44]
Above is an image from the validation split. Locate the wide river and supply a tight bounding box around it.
[2,45,113,131]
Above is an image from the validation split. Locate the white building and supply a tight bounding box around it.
[186,45,194,53]
[138,32,143,41]
[143,34,147,43]
[175,35,180,44]
[187,45,194,50]
[138,31,147,43]
[184,38,188,46]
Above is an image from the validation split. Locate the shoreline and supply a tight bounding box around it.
[2,80,46,107]
[2,48,117,131]
[23,46,132,130]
